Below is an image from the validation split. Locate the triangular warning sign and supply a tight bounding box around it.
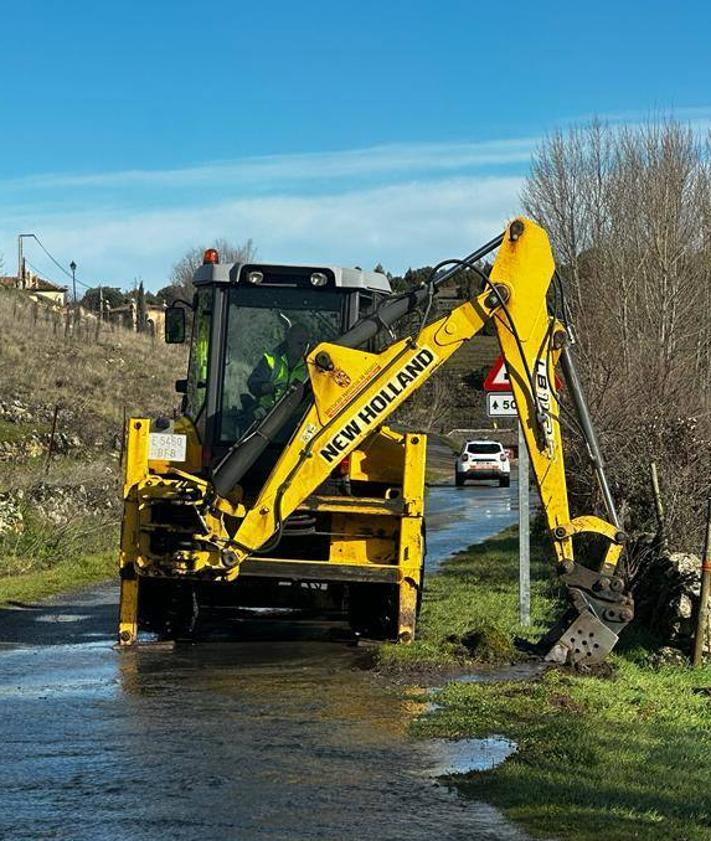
[483,355,510,392]
[483,353,563,392]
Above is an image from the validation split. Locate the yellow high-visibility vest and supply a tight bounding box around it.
[258,352,307,407]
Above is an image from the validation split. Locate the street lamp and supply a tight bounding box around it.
[70,261,77,304]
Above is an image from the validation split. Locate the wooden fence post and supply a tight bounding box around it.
[693,500,711,667]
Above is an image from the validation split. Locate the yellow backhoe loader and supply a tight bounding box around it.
[118,218,633,664]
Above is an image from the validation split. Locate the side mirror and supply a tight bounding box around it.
[175,379,188,394]
[165,306,186,344]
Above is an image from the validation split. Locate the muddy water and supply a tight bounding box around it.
[0,483,531,841]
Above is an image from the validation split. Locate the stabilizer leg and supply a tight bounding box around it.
[397,577,418,644]
[118,567,139,646]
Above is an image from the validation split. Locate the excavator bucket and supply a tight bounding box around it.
[539,562,634,665]
[543,609,620,665]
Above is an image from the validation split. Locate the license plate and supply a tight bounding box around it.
[148,433,187,462]
[472,462,496,470]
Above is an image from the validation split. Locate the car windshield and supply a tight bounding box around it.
[466,442,501,455]
[219,286,346,442]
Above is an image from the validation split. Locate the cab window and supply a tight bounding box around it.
[185,288,212,422]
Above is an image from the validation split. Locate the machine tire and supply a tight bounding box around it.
[139,579,198,640]
[348,583,398,641]
[499,475,510,488]
[455,471,465,487]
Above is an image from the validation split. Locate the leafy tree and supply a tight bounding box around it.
[390,266,432,293]
[372,262,393,280]
[80,286,128,312]
[136,281,147,333]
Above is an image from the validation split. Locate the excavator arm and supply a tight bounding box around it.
[205,217,632,664]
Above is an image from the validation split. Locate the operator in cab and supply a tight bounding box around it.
[247,322,310,417]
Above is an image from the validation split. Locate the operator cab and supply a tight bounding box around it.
[168,250,392,475]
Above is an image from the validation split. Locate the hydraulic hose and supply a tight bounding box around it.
[559,345,620,528]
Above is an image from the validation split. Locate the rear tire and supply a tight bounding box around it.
[499,475,510,488]
[348,583,398,641]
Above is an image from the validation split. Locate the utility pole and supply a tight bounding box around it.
[70,260,77,305]
[17,233,35,288]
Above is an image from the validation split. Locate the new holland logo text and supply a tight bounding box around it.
[319,348,436,463]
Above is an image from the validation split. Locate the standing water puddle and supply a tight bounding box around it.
[420,663,545,779]
[426,736,517,775]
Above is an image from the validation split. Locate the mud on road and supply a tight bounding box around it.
[0,481,528,841]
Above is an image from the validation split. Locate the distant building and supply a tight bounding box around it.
[145,302,166,337]
[0,272,67,307]
[105,298,166,334]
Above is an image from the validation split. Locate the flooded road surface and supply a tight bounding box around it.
[426,480,518,571]
[0,481,532,841]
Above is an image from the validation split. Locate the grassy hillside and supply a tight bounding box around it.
[0,288,186,599]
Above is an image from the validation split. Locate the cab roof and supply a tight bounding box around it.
[193,261,391,294]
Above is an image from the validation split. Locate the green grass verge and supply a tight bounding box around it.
[0,510,119,604]
[376,528,560,673]
[417,658,711,841]
[0,547,116,603]
[402,529,711,841]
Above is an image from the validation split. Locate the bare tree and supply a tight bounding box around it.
[523,118,711,551]
[160,238,256,303]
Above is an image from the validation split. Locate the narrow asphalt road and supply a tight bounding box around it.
[0,478,527,841]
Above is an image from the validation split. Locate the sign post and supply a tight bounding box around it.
[484,355,530,625]
[518,422,530,626]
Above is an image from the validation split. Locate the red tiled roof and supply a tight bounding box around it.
[34,277,68,292]
[0,275,66,292]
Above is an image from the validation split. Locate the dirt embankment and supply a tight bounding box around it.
[0,289,186,597]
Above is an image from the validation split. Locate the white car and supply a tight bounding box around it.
[455,440,511,487]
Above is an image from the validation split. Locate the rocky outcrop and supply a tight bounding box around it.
[632,545,710,655]
[27,480,120,525]
[0,397,84,462]
[0,491,24,535]
[0,478,119,535]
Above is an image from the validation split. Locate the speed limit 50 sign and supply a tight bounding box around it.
[486,392,517,418]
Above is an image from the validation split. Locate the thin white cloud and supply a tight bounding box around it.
[0,138,534,194]
[1,175,523,288]
[13,105,710,289]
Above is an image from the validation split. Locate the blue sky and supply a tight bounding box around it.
[1,0,710,291]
